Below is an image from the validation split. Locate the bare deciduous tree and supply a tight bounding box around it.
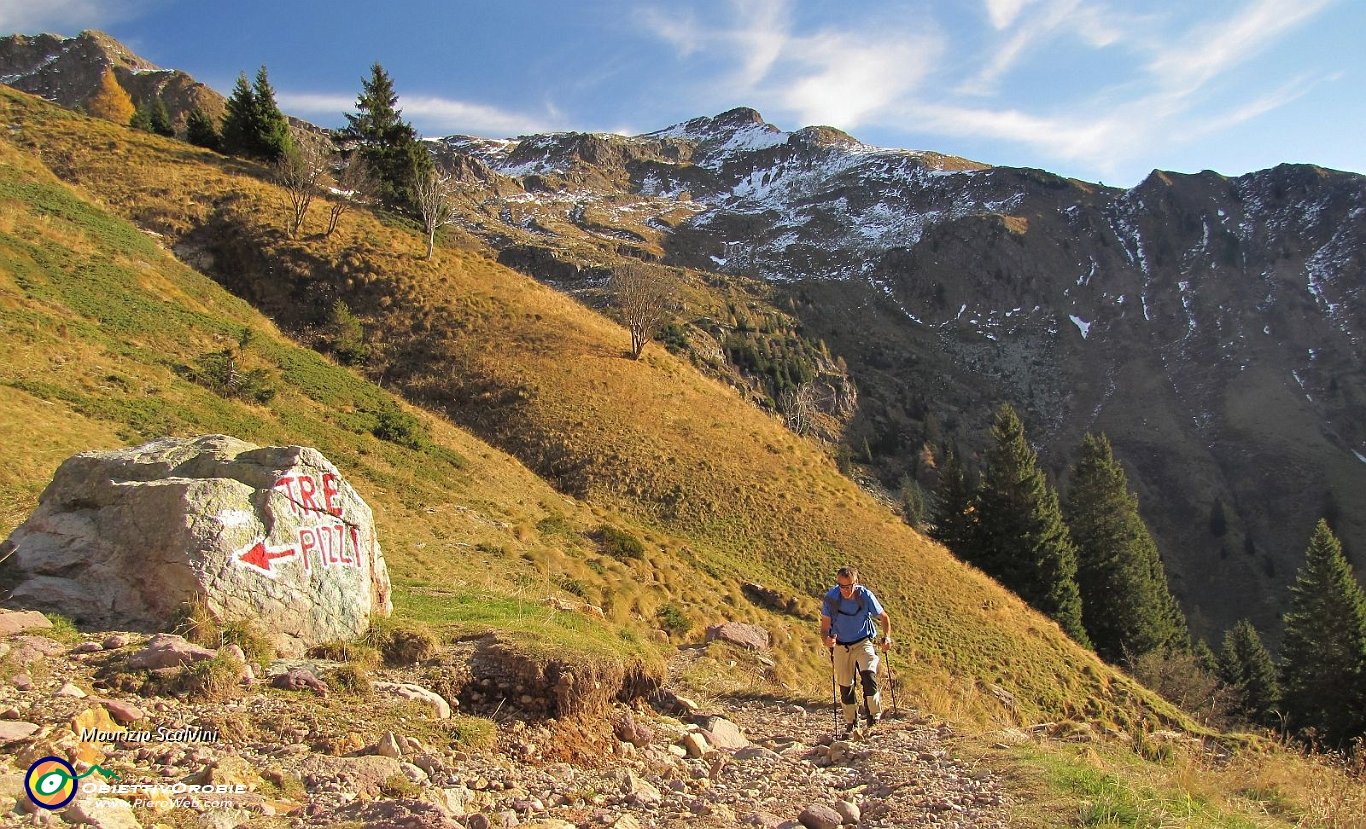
[414,165,459,259]
[780,381,818,436]
[325,151,376,238]
[274,133,330,238]
[610,264,679,359]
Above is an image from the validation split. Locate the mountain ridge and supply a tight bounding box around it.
[3,30,1362,647]
[425,111,1366,645]
[0,30,225,130]
[2,68,1366,829]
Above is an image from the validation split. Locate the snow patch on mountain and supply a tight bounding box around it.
[0,42,71,84]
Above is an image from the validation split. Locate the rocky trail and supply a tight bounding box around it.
[0,614,1014,829]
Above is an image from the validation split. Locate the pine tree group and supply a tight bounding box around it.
[1279,519,1366,746]
[338,63,432,214]
[929,445,977,555]
[220,66,292,161]
[969,405,1089,645]
[130,97,174,136]
[185,108,221,151]
[1064,433,1187,664]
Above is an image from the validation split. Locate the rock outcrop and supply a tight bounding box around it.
[0,30,226,129]
[3,435,391,653]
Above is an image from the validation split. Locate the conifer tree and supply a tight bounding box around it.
[1280,519,1366,746]
[248,66,291,161]
[149,97,174,136]
[975,404,1090,645]
[220,67,290,161]
[86,68,135,124]
[1193,639,1219,675]
[130,97,174,137]
[219,72,255,157]
[340,63,431,213]
[185,108,220,151]
[930,445,978,556]
[1217,619,1280,726]
[1064,433,1188,663]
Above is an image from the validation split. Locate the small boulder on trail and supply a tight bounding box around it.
[3,435,392,654]
[705,621,770,652]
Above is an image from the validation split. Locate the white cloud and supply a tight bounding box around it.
[400,95,556,137]
[634,0,1339,183]
[278,91,553,138]
[905,101,1119,164]
[634,7,703,56]
[984,0,1034,29]
[962,0,1127,96]
[1146,0,1333,96]
[637,0,941,131]
[728,0,790,89]
[775,31,941,129]
[0,0,153,34]
[639,0,791,89]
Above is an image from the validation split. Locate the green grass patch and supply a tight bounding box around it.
[392,579,660,662]
[1008,743,1262,829]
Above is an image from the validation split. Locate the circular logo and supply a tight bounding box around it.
[25,756,78,810]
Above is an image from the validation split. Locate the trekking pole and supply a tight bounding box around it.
[884,647,900,717]
[828,648,839,734]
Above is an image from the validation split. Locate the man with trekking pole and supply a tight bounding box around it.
[820,566,892,737]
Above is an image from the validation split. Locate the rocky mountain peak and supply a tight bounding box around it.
[658,106,768,137]
[0,29,223,130]
[648,107,787,158]
[789,125,860,150]
[419,106,1366,645]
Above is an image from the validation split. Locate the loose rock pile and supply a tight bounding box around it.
[0,609,1012,829]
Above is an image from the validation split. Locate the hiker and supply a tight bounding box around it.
[820,565,892,735]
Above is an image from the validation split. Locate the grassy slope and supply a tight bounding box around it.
[0,109,664,691]
[4,87,1360,827]
[0,84,1183,729]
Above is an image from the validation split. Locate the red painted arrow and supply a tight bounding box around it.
[235,540,299,575]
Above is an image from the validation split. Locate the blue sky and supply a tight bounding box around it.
[4,0,1362,186]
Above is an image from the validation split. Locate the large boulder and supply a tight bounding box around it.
[2,435,391,653]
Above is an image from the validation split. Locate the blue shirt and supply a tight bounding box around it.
[822,585,885,644]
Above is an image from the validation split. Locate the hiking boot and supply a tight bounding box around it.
[865,714,881,731]
[841,721,857,739]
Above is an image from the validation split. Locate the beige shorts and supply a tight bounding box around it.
[831,638,880,686]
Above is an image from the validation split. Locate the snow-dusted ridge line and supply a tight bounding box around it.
[0,40,75,85]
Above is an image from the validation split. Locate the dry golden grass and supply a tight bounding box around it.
[4,87,1365,826]
[0,84,1198,734]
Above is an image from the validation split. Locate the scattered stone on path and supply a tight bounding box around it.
[696,714,748,749]
[798,803,844,829]
[614,711,653,747]
[0,609,52,636]
[127,633,215,670]
[94,698,143,725]
[0,721,40,742]
[373,681,453,719]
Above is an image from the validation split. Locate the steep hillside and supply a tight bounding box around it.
[0,114,673,714]
[13,30,1358,646]
[0,85,1193,733]
[8,27,1364,647]
[428,109,1366,646]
